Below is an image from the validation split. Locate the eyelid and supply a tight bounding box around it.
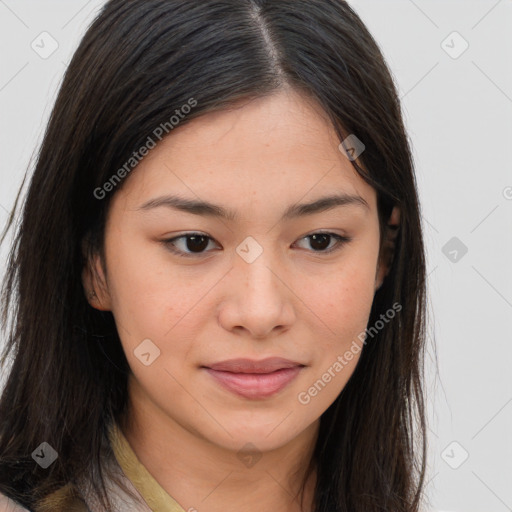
[293,232,351,254]
[162,232,219,258]
[161,231,352,258]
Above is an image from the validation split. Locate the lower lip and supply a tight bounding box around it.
[204,367,303,399]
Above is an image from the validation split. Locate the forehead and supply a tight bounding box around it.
[112,89,377,217]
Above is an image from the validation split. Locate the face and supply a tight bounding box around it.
[85,88,396,454]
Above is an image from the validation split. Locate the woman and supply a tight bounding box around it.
[0,0,428,511]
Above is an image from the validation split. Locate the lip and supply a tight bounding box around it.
[202,357,305,399]
[205,357,304,373]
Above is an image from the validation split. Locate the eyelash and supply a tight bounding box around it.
[161,231,352,258]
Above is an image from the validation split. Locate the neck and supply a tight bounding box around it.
[119,377,319,512]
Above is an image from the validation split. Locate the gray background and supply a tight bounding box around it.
[1,1,511,511]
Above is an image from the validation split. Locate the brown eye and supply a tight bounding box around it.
[309,233,332,251]
[163,233,219,257]
[183,235,210,253]
[162,231,351,259]
[294,232,351,254]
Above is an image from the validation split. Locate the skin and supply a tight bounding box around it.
[84,87,399,512]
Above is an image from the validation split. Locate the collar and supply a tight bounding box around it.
[108,422,186,512]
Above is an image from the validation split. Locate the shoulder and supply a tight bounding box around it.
[0,483,89,512]
[0,493,29,512]
[32,484,89,512]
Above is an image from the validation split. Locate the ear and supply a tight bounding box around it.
[374,206,400,292]
[82,242,112,311]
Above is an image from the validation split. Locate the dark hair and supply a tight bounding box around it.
[0,0,427,510]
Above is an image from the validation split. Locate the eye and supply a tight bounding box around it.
[293,232,351,254]
[162,231,351,258]
[163,233,219,258]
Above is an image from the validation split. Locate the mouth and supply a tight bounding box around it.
[202,357,305,399]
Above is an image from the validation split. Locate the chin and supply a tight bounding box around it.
[209,417,306,452]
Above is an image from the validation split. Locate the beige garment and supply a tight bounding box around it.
[0,493,29,512]
[1,423,187,512]
[78,422,187,512]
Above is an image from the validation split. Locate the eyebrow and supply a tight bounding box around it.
[137,192,369,221]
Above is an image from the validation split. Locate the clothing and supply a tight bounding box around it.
[1,424,187,512]
[0,493,29,512]
[93,422,186,512]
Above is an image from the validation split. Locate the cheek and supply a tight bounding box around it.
[296,263,376,412]
[104,220,379,354]
[310,255,378,343]
[103,235,195,345]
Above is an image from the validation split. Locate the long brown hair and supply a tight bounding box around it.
[0,1,427,510]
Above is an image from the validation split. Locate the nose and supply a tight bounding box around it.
[217,246,296,339]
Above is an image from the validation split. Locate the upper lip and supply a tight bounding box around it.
[203,357,304,374]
